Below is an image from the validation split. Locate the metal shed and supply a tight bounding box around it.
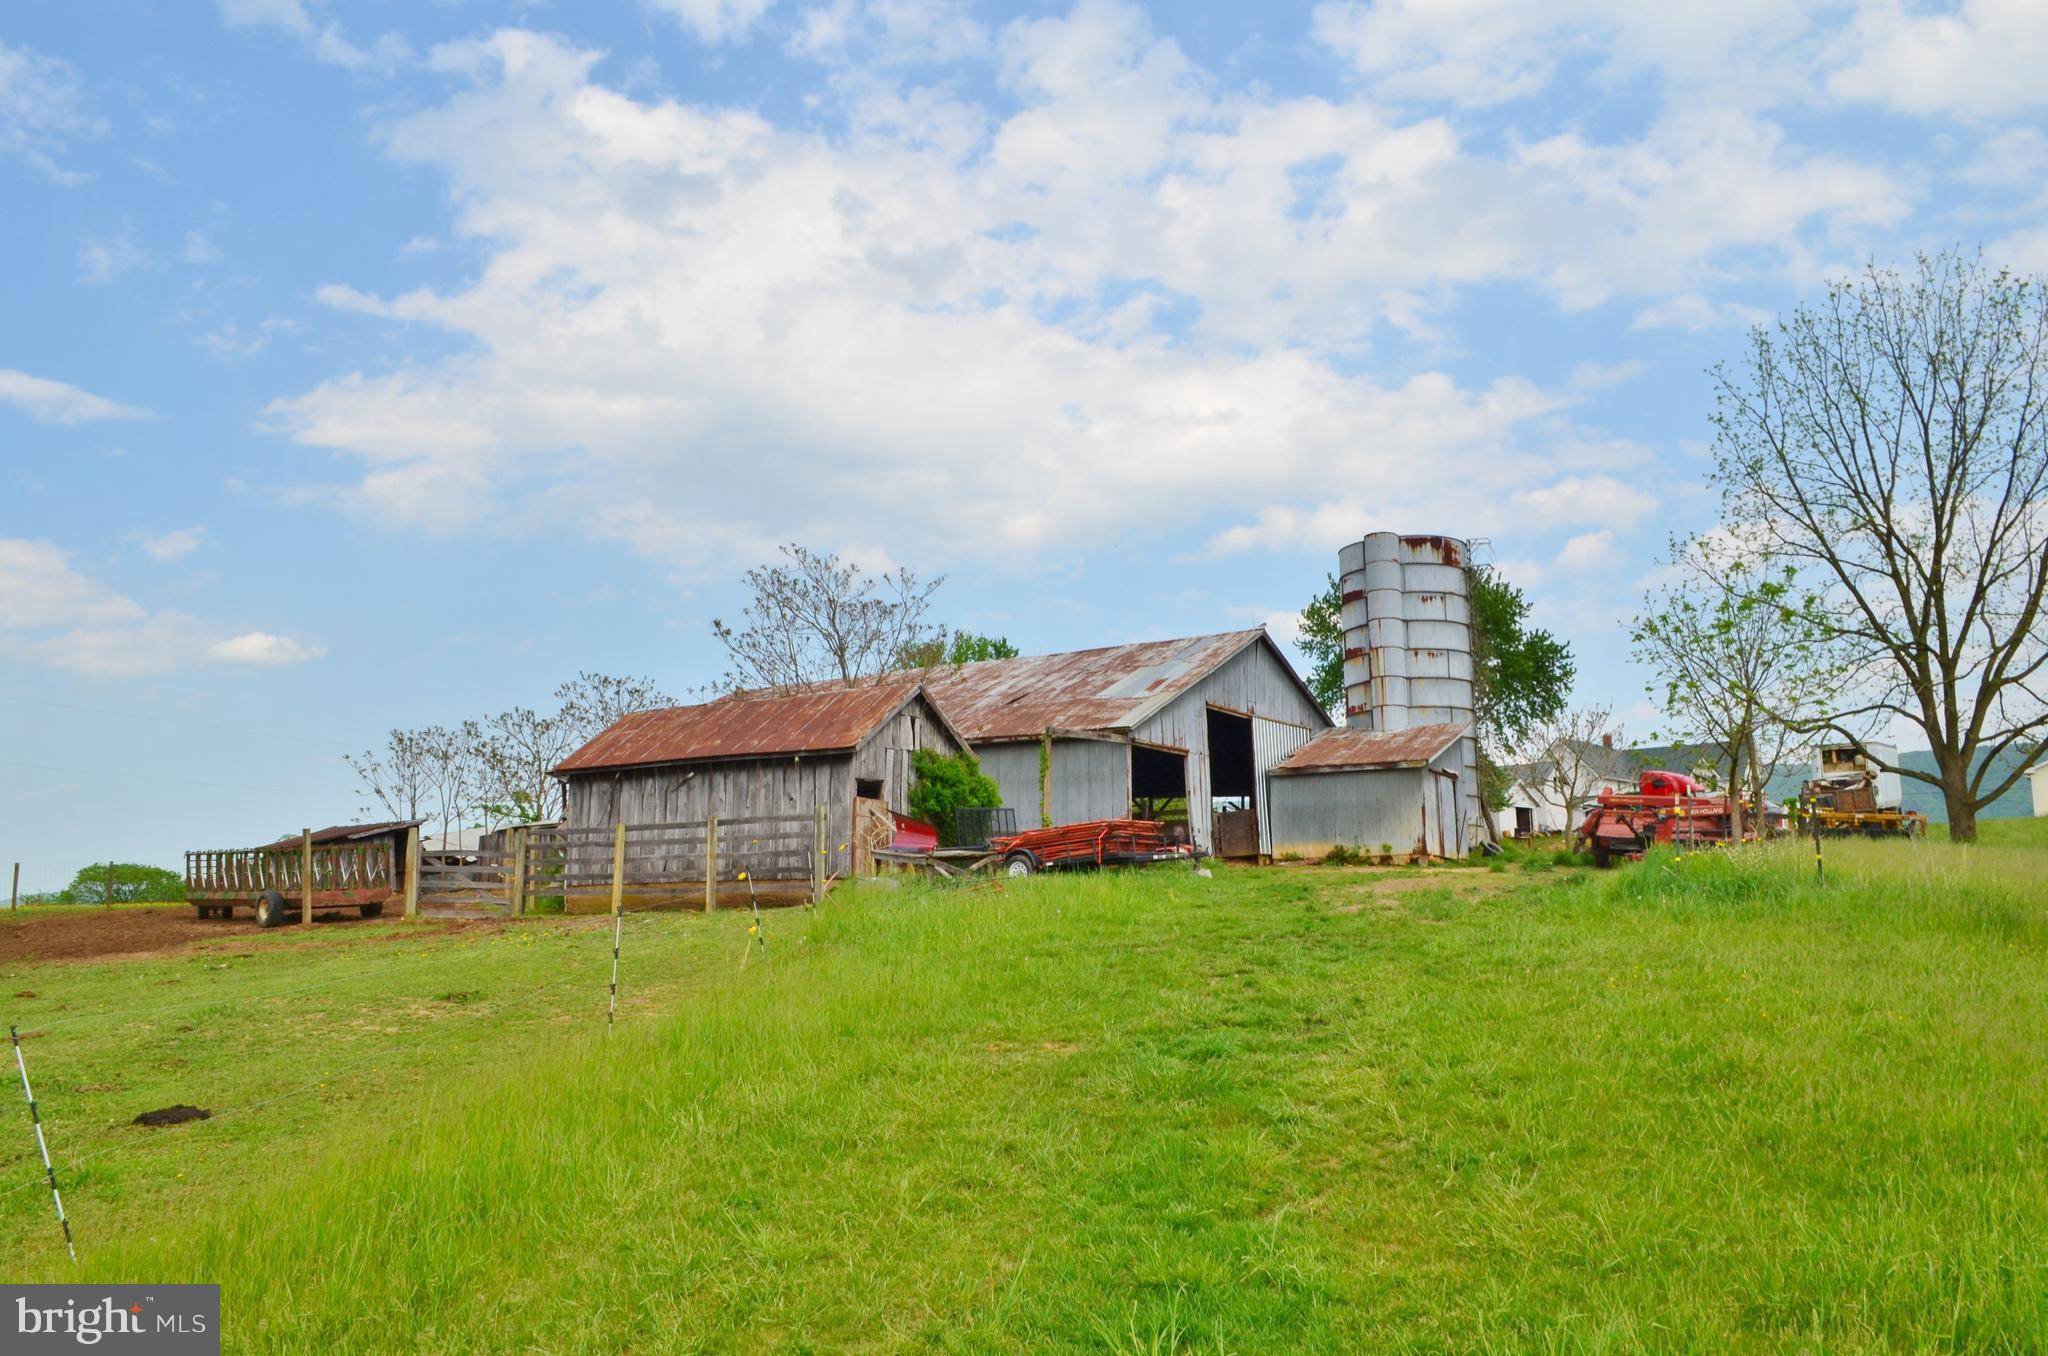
[1267,721,1473,860]
[553,681,966,878]
[920,629,1331,857]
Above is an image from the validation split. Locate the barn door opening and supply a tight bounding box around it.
[1131,743,1188,838]
[1432,770,1461,858]
[1207,707,1259,859]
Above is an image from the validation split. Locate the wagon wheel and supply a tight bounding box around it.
[1004,852,1038,877]
[254,890,288,928]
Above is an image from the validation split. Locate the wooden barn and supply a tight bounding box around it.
[920,629,1332,858]
[552,681,966,879]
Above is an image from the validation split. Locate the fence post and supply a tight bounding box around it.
[609,823,627,1027]
[704,816,718,913]
[9,862,16,910]
[812,804,827,904]
[300,829,313,925]
[11,1025,74,1262]
[403,825,421,918]
[104,861,114,908]
[508,826,528,919]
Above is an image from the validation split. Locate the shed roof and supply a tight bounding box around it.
[271,820,425,846]
[1272,721,1469,774]
[555,680,950,773]
[920,629,1321,743]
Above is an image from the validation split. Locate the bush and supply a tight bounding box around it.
[1323,844,1368,866]
[907,749,1003,846]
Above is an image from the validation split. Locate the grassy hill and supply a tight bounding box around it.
[6,842,2045,1351]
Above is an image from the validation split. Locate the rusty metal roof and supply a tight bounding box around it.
[919,629,1288,743]
[1272,721,1469,773]
[555,680,930,773]
[271,820,424,846]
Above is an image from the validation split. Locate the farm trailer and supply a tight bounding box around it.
[184,829,416,927]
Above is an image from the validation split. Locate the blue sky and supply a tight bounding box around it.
[4,0,2046,882]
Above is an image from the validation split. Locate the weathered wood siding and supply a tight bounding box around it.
[1132,638,1330,852]
[850,693,962,814]
[563,755,853,877]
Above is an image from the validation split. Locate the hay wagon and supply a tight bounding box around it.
[184,826,412,927]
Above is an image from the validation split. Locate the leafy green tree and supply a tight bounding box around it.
[897,630,1021,669]
[65,862,186,905]
[907,748,1004,846]
[1633,544,1844,838]
[1297,575,1346,715]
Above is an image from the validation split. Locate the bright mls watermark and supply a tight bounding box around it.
[4,1286,217,1353]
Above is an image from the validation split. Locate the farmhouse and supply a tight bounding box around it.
[1268,722,1473,859]
[918,629,1332,858]
[553,681,965,879]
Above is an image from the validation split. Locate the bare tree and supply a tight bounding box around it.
[417,724,479,846]
[470,709,578,824]
[1633,541,1843,837]
[555,671,674,745]
[346,729,435,824]
[711,544,945,692]
[1522,705,1626,827]
[1712,251,2048,840]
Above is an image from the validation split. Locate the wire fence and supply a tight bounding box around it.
[0,908,735,1262]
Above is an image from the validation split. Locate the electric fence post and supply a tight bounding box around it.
[11,1024,74,1262]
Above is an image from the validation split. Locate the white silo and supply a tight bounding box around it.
[1337,532,1481,851]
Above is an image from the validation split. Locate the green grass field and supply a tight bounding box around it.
[4,838,2046,1352]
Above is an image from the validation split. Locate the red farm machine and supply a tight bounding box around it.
[1577,770,1783,868]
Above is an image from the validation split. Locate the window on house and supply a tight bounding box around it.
[856,777,884,800]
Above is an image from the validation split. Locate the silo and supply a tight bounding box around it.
[1338,532,1481,852]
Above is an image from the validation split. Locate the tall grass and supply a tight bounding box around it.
[67,853,2048,1352]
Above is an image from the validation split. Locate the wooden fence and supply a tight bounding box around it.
[412,810,830,917]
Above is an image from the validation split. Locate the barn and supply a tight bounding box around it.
[919,629,1332,858]
[553,681,965,879]
[1266,721,1473,860]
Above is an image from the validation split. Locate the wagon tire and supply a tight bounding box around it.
[1003,852,1038,878]
[254,891,288,928]
[1590,843,1614,870]
[359,902,384,919]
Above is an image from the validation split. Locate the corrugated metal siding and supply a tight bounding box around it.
[1052,739,1131,824]
[974,742,1045,826]
[1253,717,1316,855]
[1269,766,1430,857]
[1133,640,1329,852]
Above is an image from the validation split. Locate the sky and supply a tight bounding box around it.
[4,0,2047,884]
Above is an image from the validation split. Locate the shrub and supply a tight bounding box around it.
[907,749,1003,846]
[1323,844,1368,866]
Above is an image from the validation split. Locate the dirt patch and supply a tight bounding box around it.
[0,905,454,965]
[132,1104,211,1127]
[1329,870,1522,914]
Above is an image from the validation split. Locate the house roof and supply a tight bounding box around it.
[554,680,956,774]
[1272,721,1469,774]
[919,629,1325,743]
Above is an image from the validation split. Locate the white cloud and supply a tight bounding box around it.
[135,526,207,562]
[182,229,223,264]
[0,41,104,184]
[208,631,327,665]
[0,369,155,424]
[0,537,322,677]
[78,223,151,284]
[214,0,409,72]
[1555,529,1620,569]
[1510,475,1660,527]
[254,20,1912,584]
[644,0,780,44]
[1829,0,2048,118]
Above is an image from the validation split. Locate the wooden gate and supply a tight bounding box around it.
[414,846,516,914]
